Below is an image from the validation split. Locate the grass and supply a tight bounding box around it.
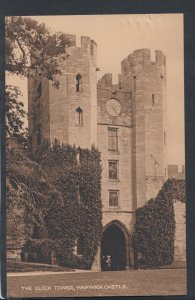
[7,269,187,297]
[7,261,74,272]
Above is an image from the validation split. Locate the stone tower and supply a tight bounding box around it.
[97,49,167,270]
[120,49,167,207]
[28,35,97,149]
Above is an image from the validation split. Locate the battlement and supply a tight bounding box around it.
[168,165,185,180]
[121,49,166,76]
[65,34,76,47]
[66,35,97,63]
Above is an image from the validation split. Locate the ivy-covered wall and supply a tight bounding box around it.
[6,140,102,269]
[132,179,185,268]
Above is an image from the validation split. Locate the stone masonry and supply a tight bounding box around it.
[27,35,185,269]
[174,201,186,263]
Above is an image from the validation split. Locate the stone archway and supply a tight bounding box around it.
[101,220,130,271]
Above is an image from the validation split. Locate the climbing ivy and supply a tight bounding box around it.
[132,179,185,268]
[31,140,102,269]
[6,148,63,245]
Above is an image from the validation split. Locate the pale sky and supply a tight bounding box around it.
[7,14,184,167]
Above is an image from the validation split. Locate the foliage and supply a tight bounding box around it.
[6,148,63,245]
[5,16,71,85]
[5,16,71,138]
[7,141,102,269]
[132,179,185,268]
[33,140,102,269]
[158,178,185,203]
[5,85,28,138]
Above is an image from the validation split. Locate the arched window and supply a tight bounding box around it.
[76,74,82,92]
[75,107,83,125]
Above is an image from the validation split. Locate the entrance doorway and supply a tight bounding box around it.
[101,221,128,271]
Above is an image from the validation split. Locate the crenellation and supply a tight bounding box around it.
[131,49,151,65]
[65,34,76,47]
[155,50,164,65]
[81,36,91,50]
[121,58,130,76]
[90,39,97,64]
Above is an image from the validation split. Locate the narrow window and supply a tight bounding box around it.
[133,76,136,91]
[76,74,82,92]
[36,124,41,145]
[77,236,85,256]
[37,82,42,97]
[164,131,166,145]
[109,161,118,179]
[75,107,83,125]
[109,190,119,207]
[108,128,118,150]
[152,94,155,106]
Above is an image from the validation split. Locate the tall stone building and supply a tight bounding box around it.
[28,35,167,270]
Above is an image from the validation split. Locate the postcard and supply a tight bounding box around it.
[5,14,186,298]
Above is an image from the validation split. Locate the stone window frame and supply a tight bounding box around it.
[75,73,83,92]
[109,190,119,207]
[108,127,118,151]
[75,107,83,126]
[108,160,119,180]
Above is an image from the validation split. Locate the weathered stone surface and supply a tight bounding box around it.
[174,201,186,262]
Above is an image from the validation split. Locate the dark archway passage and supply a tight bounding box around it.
[101,223,127,271]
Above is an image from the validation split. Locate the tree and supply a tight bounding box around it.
[5,16,71,84]
[5,85,27,138]
[5,16,71,137]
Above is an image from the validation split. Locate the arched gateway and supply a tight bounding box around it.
[101,220,130,271]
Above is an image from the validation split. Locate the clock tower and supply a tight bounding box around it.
[97,49,167,230]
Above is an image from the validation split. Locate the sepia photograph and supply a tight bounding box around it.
[5,14,186,297]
